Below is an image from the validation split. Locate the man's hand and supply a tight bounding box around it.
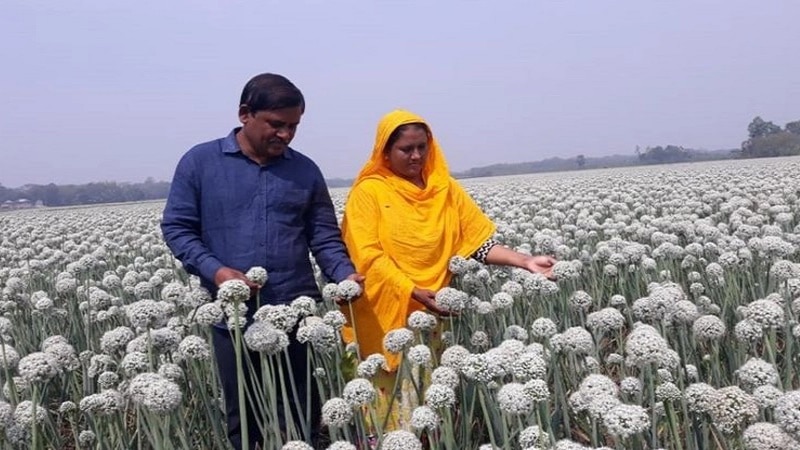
[525,255,557,280]
[346,273,365,284]
[214,267,259,296]
[412,287,452,316]
[335,273,366,305]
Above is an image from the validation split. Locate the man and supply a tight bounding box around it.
[161,73,362,450]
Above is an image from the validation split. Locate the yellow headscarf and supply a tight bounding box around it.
[341,110,496,370]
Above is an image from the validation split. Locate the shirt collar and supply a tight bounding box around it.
[222,128,294,160]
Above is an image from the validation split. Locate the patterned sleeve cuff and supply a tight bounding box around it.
[472,238,500,264]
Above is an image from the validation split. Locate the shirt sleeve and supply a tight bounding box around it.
[342,182,416,300]
[160,153,224,283]
[471,238,501,263]
[304,171,356,283]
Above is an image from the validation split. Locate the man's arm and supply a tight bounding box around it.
[304,173,356,283]
[160,153,224,283]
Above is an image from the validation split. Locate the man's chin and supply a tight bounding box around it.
[266,145,287,157]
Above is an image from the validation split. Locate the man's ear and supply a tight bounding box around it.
[238,104,251,123]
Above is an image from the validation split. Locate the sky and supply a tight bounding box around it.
[1,1,798,188]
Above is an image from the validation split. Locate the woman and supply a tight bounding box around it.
[340,109,554,430]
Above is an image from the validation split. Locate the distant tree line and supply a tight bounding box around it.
[739,116,800,158]
[0,178,170,208]
[2,115,798,208]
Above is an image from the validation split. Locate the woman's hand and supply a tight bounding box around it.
[412,287,452,316]
[525,255,557,280]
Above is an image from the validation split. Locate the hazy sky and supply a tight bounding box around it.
[1,1,798,188]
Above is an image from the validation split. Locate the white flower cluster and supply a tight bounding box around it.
[127,372,183,414]
[383,328,415,354]
[709,386,759,434]
[624,323,679,369]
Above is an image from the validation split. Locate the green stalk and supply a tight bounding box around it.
[231,312,250,450]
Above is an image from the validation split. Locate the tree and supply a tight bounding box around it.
[786,120,800,135]
[638,145,691,164]
[748,116,782,139]
[576,154,586,169]
[742,132,800,158]
[741,117,800,158]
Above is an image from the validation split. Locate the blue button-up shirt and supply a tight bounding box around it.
[161,128,355,306]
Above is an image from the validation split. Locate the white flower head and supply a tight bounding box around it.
[510,352,546,382]
[253,304,299,332]
[550,327,594,355]
[336,279,362,302]
[342,378,376,406]
[440,345,470,370]
[568,290,593,312]
[193,302,224,327]
[407,311,438,331]
[503,325,529,342]
[0,344,20,370]
[602,403,650,439]
[775,390,800,441]
[497,382,534,415]
[178,335,211,361]
[299,321,339,354]
[693,315,727,341]
[407,344,432,367]
[742,422,798,450]
[323,310,347,330]
[709,386,758,434]
[125,299,168,330]
[290,296,317,317]
[14,400,47,427]
[491,292,514,310]
[434,287,469,314]
[380,430,422,450]
[217,279,251,303]
[753,385,783,409]
[410,405,440,431]
[18,352,60,383]
[425,383,456,409]
[244,321,289,355]
[326,442,357,450]
[383,328,415,354]
[321,283,339,303]
[586,307,625,335]
[356,353,387,378]
[321,397,353,428]
[79,390,124,415]
[530,318,558,341]
[523,378,550,402]
[282,441,314,450]
[744,299,785,330]
[518,425,548,449]
[448,255,470,275]
[736,357,779,391]
[127,372,183,414]
[245,267,268,287]
[469,330,489,350]
[431,366,460,389]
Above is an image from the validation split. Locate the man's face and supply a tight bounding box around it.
[239,106,303,159]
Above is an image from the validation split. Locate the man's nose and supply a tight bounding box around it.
[276,127,292,141]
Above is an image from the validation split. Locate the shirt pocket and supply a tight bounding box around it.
[275,188,311,216]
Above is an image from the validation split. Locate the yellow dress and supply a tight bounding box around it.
[340,110,496,431]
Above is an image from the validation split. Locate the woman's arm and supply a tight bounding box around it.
[482,242,556,279]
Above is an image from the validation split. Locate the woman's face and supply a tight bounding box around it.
[385,126,429,183]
